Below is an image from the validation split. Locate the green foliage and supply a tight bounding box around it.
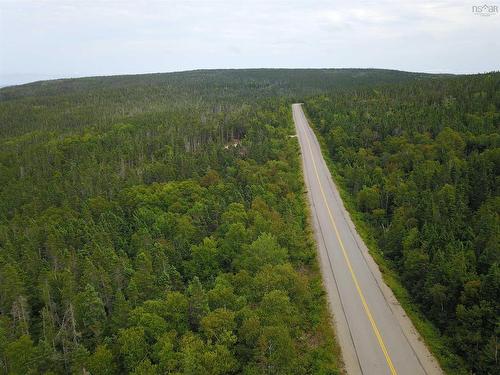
[305,72,500,374]
[118,327,148,372]
[0,69,359,373]
[75,284,106,341]
[187,277,209,330]
[4,335,36,375]
[257,326,295,374]
[235,233,289,273]
[201,308,236,346]
[86,345,117,375]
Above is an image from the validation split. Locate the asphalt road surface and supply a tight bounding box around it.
[292,103,443,375]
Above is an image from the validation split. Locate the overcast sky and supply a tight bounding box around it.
[0,0,499,85]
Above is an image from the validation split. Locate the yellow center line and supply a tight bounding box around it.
[298,108,398,375]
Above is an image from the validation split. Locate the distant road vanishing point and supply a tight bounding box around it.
[292,103,443,375]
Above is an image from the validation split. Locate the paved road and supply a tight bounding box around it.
[292,104,443,375]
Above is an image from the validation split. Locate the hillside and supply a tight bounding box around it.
[0,69,437,137]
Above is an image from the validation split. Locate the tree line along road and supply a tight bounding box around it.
[292,103,443,375]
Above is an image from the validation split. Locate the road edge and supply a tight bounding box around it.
[296,103,445,375]
[288,104,345,374]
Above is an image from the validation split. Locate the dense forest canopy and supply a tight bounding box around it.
[2,68,426,374]
[0,68,435,139]
[305,72,500,374]
[0,68,497,374]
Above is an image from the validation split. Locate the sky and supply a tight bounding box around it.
[0,0,499,85]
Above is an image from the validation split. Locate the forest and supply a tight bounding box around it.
[0,69,378,374]
[305,72,499,374]
[0,68,497,374]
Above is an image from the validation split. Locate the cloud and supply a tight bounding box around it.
[0,0,498,82]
